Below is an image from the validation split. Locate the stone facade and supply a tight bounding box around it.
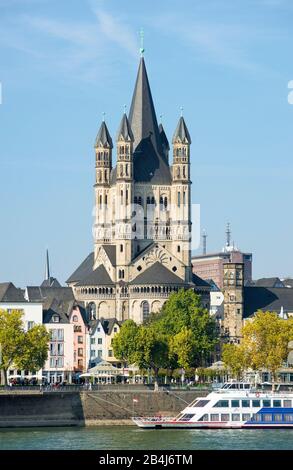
[222,263,244,343]
[67,56,210,322]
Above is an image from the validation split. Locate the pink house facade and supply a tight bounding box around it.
[69,305,88,375]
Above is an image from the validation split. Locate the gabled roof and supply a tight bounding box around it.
[43,298,71,324]
[76,264,114,286]
[117,113,134,142]
[192,274,213,288]
[102,317,120,335]
[243,286,293,318]
[172,116,191,144]
[253,277,285,288]
[0,282,26,302]
[95,121,113,148]
[66,252,94,284]
[102,245,116,266]
[41,277,61,288]
[130,262,185,285]
[128,58,171,184]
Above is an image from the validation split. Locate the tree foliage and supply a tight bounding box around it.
[0,309,49,385]
[113,289,219,381]
[222,311,293,384]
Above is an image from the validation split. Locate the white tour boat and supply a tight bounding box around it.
[132,382,293,429]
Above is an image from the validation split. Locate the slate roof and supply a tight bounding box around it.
[243,286,293,318]
[43,298,71,324]
[0,282,26,302]
[253,277,285,288]
[41,277,61,288]
[172,116,191,144]
[130,262,186,285]
[128,58,172,185]
[103,245,116,266]
[76,264,114,286]
[117,113,134,142]
[95,121,113,148]
[66,252,94,284]
[159,123,170,161]
[102,317,120,335]
[192,274,213,288]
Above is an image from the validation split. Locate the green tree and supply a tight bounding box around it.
[16,324,50,373]
[222,343,248,380]
[0,310,25,385]
[241,311,293,388]
[112,320,139,364]
[132,325,170,385]
[0,309,49,385]
[169,327,195,370]
[156,289,218,366]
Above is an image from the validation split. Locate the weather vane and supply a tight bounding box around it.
[102,112,105,122]
[140,28,145,57]
[180,106,184,117]
[123,104,127,114]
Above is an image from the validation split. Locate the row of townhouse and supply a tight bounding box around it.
[0,282,121,384]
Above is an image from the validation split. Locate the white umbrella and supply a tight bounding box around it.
[79,373,94,378]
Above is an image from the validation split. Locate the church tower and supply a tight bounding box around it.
[93,120,113,267]
[115,112,134,282]
[223,263,244,343]
[68,53,211,324]
[171,116,192,281]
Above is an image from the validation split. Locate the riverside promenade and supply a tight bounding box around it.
[0,385,210,428]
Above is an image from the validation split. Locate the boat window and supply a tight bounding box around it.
[263,414,272,422]
[244,384,250,389]
[221,414,229,422]
[239,384,244,389]
[198,414,208,421]
[273,400,281,408]
[210,414,219,422]
[284,400,292,408]
[251,414,257,421]
[194,400,209,407]
[179,414,195,421]
[284,414,293,422]
[263,400,271,407]
[213,400,229,408]
[231,400,240,407]
[232,414,240,421]
[242,414,251,421]
[273,414,282,422]
[256,414,263,422]
[241,400,250,408]
[252,400,260,407]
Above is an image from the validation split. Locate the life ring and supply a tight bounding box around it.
[255,392,260,398]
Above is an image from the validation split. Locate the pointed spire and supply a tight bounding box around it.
[158,123,170,163]
[128,58,161,152]
[95,121,113,148]
[172,116,192,144]
[45,249,50,281]
[117,113,134,142]
[128,58,171,183]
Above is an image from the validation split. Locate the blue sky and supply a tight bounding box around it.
[0,0,292,286]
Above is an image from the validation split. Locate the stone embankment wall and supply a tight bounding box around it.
[0,389,205,427]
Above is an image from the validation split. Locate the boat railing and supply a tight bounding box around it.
[133,416,175,422]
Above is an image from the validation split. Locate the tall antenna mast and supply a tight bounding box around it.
[226,222,231,247]
[202,229,207,255]
[45,249,50,281]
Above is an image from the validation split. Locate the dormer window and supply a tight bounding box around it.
[52,315,60,323]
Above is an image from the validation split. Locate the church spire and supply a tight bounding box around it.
[128,58,171,183]
[45,249,50,281]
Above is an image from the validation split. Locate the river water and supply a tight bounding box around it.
[0,426,292,450]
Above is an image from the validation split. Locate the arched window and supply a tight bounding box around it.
[151,196,155,205]
[72,315,78,322]
[147,196,150,205]
[142,301,150,322]
[138,196,142,206]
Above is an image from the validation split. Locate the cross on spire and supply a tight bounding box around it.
[140,28,145,57]
[180,106,184,117]
[102,112,106,122]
